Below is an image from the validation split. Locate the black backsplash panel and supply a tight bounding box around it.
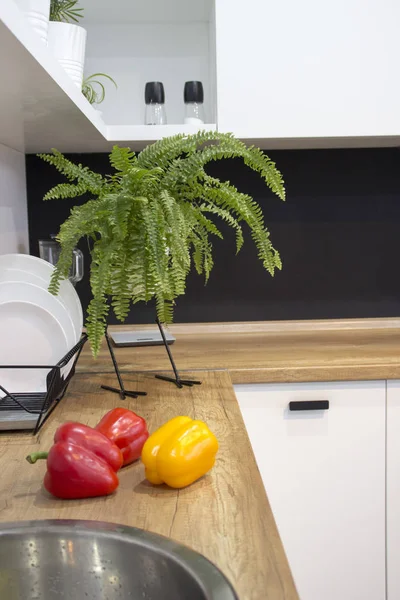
[26,147,400,324]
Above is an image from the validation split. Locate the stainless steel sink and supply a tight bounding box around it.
[0,520,238,599]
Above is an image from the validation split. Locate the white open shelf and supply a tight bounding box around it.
[108,123,217,149]
[82,0,217,133]
[0,0,216,153]
[0,0,107,152]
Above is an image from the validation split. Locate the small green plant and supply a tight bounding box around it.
[82,73,118,106]
[50,0,83,23]
[39,132,285,356]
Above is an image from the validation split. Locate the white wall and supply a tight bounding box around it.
[0,143,28,255]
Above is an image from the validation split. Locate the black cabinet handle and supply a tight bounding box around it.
[289,400,329,411]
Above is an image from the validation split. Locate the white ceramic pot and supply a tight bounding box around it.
[47,22,87,88]
[16,0,51,44]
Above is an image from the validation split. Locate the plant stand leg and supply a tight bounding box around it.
[101,328,147,399]
[154,318,202,388]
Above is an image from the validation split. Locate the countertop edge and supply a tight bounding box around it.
[78,318,400,384]
[229,364,400,384]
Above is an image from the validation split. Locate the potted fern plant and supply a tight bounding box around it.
[48,0,86,87]
[39,131,285,356]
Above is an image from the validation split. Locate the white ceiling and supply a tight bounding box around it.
[81,0,213,24]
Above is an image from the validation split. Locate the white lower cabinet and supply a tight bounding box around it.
[234,381,386,600]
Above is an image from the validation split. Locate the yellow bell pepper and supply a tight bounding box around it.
[141,416,218,488]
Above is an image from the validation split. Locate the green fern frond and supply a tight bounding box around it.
[38,149,104,195]
[137,130,219,170]
[48,198,109,295]
[190,229,205,276]
[199,203,244,253]
[110,245,132,321]
[195,226,213,282]
[43,182,92,201]
[86,252,112,355]
[156,298,174,324]
[191,206,223,239]
[244,146,286,201]
[109,145,137,172]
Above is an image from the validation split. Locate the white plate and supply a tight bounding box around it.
[0,281,74,397]
[0,254,83,341]
[0,268,77,343]
[0,269,79,387]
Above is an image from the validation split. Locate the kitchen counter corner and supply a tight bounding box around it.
[0,371,298,600]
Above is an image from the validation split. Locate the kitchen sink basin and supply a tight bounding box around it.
[0,520,238,599]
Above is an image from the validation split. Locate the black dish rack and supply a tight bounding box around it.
[0,334,88,434]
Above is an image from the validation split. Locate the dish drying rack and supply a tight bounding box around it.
[0,319,202,434]
[0,334,88,434]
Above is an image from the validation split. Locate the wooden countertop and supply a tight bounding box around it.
[4,316,395,599]
[0,371,298,600]
[78,318,400,383]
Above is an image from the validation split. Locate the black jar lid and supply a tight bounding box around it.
[184,81,204,103]
[145,82,165,104]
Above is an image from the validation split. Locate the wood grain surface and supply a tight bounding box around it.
[0,371,299,600]
[77,318,400,383]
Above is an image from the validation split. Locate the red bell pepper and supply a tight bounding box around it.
[53,422,123,472]
[95,408,149,466]
[26,422,123,499]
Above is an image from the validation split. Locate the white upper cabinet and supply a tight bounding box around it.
[215,0,400,146]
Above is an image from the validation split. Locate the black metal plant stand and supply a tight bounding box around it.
[100,328,147,399]
[154,318,202,388]
[99,318,201,396]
